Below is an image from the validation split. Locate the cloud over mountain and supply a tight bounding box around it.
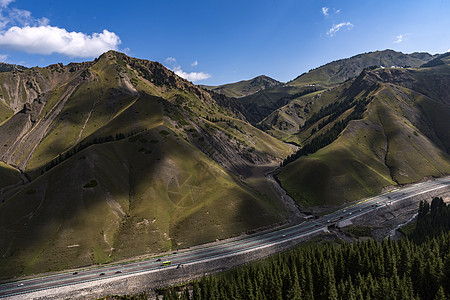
[0,26,121,57]
[0,1,121,58]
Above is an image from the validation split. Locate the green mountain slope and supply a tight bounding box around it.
[238,85,323,124]
[201,75,282,98]
[0,51,292,278]
[277,65,450,207]
[290,49,435,86]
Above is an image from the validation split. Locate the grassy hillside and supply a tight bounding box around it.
[277,67,450,207]
[290,49,434,86]
[0,125,286,277]
[0,51,292,278]
[0,162,22,191]
[238,85,323,124]
[201,75,282,98]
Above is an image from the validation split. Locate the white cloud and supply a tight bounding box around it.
[165,57,176,63]
[335,9,341,14]
[0,26,121,57]
[327,22,353,37]
[0,0,14,8]
[0,1,121,58]
[0,3,49,30]
[394,34,404,43]
[321,7,329,16]
[173,66,211,82]
[164,57,210,82]
[0,53,7,61]
[394,33,410,44]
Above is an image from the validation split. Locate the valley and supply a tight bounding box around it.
[0,49,449,296]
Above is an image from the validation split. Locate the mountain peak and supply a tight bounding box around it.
[290,49,435,86]
[201,75,282,98]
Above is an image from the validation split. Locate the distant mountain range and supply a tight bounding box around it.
[200,75,282,98]
[289,49,436,86]
[0,49,448,278]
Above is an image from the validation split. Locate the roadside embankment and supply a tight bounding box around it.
[8,229,324,300]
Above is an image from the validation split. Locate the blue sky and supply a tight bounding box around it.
[0,0,449,85]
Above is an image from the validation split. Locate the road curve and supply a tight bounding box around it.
[1,176,449,298]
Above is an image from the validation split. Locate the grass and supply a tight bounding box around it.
[277,81,450,208]
[0,161,22,190]
[0,124,285,278]
[341,225,373,238]
[0,101,13,125]
[399,222,416,236]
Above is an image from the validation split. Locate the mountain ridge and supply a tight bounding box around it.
[201,75,283,98]
[0,50,292,278]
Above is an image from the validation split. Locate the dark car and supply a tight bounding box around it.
[115,270,122,274]
[99,273,105,276]
[73,272,78,275]
[156,258,161,262]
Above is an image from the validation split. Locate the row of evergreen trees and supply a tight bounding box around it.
[409,197,450,243]
[158,198,449,300]
[281,98,369,167]
[39,130,143,175]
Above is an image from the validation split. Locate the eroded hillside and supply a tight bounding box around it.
[0,51,292,277]
[276,63,450,207]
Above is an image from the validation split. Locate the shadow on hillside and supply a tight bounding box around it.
[0,122,282,278]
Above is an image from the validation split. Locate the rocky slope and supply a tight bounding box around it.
[276,61,450,207]
[0,51,292,278]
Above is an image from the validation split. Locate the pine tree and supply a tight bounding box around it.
[434,286,446,300]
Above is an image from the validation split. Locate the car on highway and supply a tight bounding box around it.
[343,209,347,213]
[162,260,171,266]
[99,273,105,276]
[72,272,78,275]
[115,270,122,274]
[348,212,352,215]
[156,258,161,262]
[281,234,286,237]
[17,283,24,287]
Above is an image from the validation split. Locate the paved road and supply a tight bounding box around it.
[1,176,449,298]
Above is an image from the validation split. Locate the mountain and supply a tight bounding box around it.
[0,51,292,277]
[0,62,27,73]
[290,49,436,86]
[276,59,450,207]
[237,50,433,125]
[238,85,323,124]
[201,75,282,98]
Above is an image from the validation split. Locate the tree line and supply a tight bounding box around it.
[281,98,369,167]
[39,130,144,176]
[157,197,449,300]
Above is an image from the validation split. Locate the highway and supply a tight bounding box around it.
[1,176,449,298]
